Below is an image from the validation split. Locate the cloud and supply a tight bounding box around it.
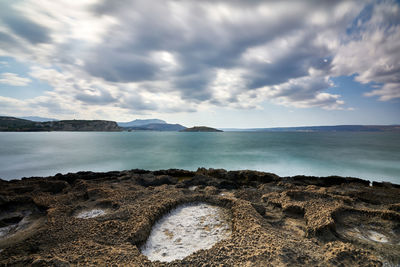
[0,72,32,86]
[27,66,198,116]
[0,0,398,119]
[332,1,400,101]
[2,14,50,44]
[81,0,359,107]
[364,83,400,101]
[75,89,117,105]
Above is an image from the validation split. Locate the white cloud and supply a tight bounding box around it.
[332,1,400,101]
[364,83,400,101]
[255,69,343,110]
[0,72,31,86]
[332,24,400,101]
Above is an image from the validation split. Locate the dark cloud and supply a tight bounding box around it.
[120,94,158,111]
[0,32,18,47]
[84,0,318,102]
[275,78,331,101]
[91,0,132,15]
[84,0,369,109]
[75,90,117,105]
[2,15,50,44]
[174,71,215,101]
[85,51,158,83]
[244,36,333,90]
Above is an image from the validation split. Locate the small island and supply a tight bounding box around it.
[180,126,223,132]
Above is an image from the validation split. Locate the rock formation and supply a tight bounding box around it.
[180,126,223,132]
[0,169,399,266]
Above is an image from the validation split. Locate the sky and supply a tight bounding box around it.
[0,0,399,128]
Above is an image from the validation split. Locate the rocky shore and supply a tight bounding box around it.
[0,169,399,266]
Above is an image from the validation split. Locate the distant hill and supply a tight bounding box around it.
[118,119,166,127]
[223,125,400,132]
[0,116,121,132]
[0,116,37,131]
[19,116,59,122]
[180,126,223,132]
[123,123,186,131]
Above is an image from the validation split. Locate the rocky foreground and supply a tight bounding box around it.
[0,169,399,266]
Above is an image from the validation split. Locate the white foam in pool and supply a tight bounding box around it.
[368,230,389,243]
[0,225,15,238]
[76,209,106,219]
[0,212,32,239]
[141,202,232,262]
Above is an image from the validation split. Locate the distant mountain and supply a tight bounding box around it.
[0,116,121,132]
[19,116,59,122]
[124,123,186,131]
[118,119,166,127]
[180,126,223,132]
[222,125,400,132]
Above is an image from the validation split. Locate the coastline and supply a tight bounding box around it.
[0,168,399,266]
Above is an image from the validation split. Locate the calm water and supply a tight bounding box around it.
[0,132,399,183]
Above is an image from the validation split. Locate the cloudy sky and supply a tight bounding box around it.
[0,0,399,127]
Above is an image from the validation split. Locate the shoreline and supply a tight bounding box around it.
[1,168,399,265]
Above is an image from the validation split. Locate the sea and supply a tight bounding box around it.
[0,131,399,184]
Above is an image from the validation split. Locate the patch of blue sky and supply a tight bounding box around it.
[251,75,400,127]
[199,73,400,128]
[329,75,400,124]
[346,1,400,38]
[346,3,374,36]
[0,56,53,99]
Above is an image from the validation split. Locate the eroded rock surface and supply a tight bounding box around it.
[0,168,399,266]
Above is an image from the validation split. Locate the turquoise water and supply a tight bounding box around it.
[0,132,399,183]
